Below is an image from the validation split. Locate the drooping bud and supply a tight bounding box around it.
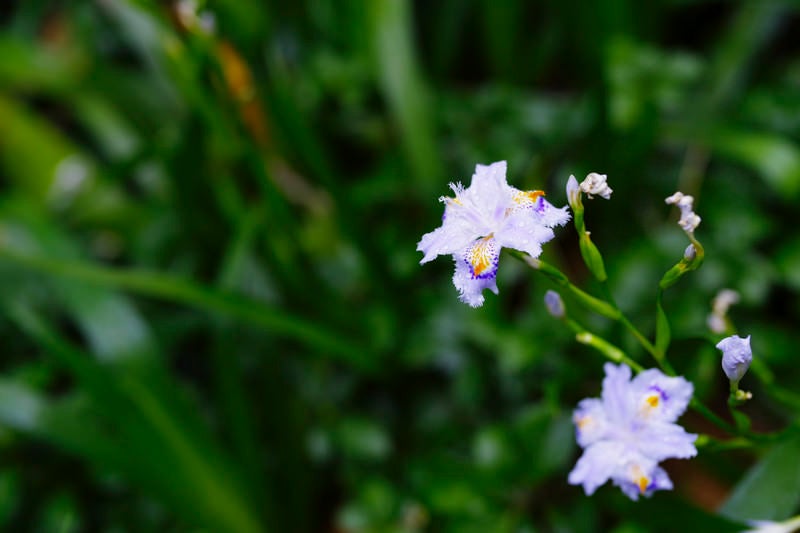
[665,191,701,233]
[580,173,613,200]
[707,289,740,334]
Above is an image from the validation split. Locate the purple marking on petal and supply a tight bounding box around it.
[464,257,498,280]
[569,364,696,499]
[647,385,669,401]
[462,237,500,279]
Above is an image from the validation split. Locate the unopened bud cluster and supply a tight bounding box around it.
[665,192,701,233]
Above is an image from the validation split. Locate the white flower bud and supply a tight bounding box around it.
[579,173,613,200]
[707,289,740,334]
[566,175,581,209]
[707,315,726,335]
[716,335,752,383]
[712,289,740,315]
[665,191,701,233]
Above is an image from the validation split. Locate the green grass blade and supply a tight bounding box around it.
[0,246,370,367]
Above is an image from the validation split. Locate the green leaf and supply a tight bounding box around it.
[0,35,85,94]
[0,379,134,472]
[720,435,800,521]
[337,417,392,462]
[0,206,157,365]
[0,312,264,533]
[711,129,800,199]
[628,494,743,533]
[366,0,442,196]
[0,470,19,527]
[0,245,371,368]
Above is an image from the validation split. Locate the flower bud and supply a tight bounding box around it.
[580,173,613,200]
[712,289,740,315]
[544,290,565,319]
[734,389,752,401]
[707,315,726,335]
[579,232,608,282]
[716,335,752,383]
[566,175,582,210]
[707,289,740,334]
[665,191,701,233]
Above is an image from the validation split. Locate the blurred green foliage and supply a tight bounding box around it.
[1,0,800,531]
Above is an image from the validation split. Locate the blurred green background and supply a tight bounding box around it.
[2,1,800,531]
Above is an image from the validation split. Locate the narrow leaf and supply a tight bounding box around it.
[720,435,800,521]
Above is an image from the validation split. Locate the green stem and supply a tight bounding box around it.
[695,435,756,452]
[519,252,747,438]
[516,252,666,366]
[598,277,670,372]
[690,398,737,435]
[510,251,619,319]
[566,319,644,372]
[618,314,661,362]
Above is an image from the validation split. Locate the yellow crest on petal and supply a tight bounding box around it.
[466,235,496,277]
[513,190,545,205]
[630,464,650,494]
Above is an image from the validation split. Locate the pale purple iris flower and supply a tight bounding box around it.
[569,363,698,500]
[417,161,570,307]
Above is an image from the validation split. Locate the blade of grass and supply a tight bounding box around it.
[5,304,263,533]
[212,208,271,520]
[0,246,371,368]
[366,0,443,196]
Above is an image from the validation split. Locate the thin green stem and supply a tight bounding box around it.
[618,314,659,360]
[690,398,737,435]
[520,251,749,438]
[599,279,672,373]
[695,435,756,453]
[565,318,644,372]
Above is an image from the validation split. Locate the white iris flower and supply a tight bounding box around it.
[417,161,570,307]
[569,363,698,500]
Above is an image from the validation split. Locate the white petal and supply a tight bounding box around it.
[494,211,555,258]
[417,214,480,264]
[600,363,634,425]
[573,398,610,448]
[568,441,626,496]
[631,368,694,423]
[451,240,500,307]
[534,200,571,227]
[566,175,581,207]
[470,161,508,197]
[611,455,671,501]
[637,422,698,462]
[462,161,514,229]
